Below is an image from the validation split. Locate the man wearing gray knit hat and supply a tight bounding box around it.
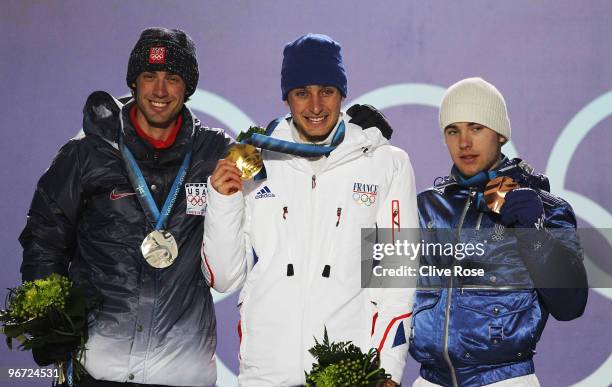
[409,77,587,386]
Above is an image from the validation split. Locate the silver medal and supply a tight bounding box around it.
[141,230,179,268]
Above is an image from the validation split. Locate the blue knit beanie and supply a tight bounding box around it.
[281,33,347,100]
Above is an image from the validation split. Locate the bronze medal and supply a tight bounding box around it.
[484,176,519,213]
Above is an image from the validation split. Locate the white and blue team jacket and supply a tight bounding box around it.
[203,115,419,386]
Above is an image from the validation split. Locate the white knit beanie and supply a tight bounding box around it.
[439,77,511,142]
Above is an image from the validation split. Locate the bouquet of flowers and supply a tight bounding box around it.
[236,125,266,142]
[0,273,101,384]
[305,328,391,387]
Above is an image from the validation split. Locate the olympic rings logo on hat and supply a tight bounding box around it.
[149,47,166,64]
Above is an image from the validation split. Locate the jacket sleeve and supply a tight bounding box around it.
[201,178,252,293]
[368,147,419,383]
[19,141,84,282]
[516,194,588,321]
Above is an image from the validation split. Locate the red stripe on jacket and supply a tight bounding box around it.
[201,247,215,288]
[377,312,412,352]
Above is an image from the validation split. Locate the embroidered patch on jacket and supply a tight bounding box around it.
[254,185,275,199]
[352,182,378,206]
[149,47,166,64]
[534,216,545,230]
[185,183,207,215]
[491,223,505,241]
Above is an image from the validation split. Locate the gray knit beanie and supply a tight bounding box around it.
[439,77,511,142]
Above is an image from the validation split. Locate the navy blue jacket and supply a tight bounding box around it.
[410,157,587,387]
[19,91,231,385]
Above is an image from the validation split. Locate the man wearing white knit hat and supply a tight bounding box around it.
[438,77,511,177]
[409,77,587,386]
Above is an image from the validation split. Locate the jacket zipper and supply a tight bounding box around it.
[461,211,484,295]
[443,189,475,387]
[299,173,318,376]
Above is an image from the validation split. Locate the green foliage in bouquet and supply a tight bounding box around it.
[305,328,391,387]
[0,273,101,367]
[236,126,266,142]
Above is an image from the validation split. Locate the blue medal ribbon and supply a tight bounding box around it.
[243,120,346,158]
[452,157,520,212]
[119,136,192,230]
[66,357,74,387]
[452,169,499,211]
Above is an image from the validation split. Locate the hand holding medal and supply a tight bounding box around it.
[225,126,265,180]
[213,121,347,194]
[484,176,520,213]
[210,126,265,196]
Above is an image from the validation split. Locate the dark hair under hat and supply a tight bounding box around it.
[281,33,347,100]
[126,27,199,97]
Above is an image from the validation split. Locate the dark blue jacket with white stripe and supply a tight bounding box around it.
[410,157,587,387]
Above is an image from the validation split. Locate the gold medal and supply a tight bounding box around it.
[141,230,179,268]
[484,176,520,213]
[226,143,263,180]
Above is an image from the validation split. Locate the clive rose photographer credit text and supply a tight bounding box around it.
[372,265,485,278]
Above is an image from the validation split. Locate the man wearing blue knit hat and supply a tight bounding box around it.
[203,33,418,386]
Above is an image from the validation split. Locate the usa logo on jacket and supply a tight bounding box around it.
[185,183,207,216]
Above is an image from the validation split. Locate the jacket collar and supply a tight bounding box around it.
[434,156,550,194]
[266,113,387,173]
[82,91,197,165]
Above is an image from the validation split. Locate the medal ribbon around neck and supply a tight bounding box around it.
[452,158,521,212]
[119,135,192,230]
[243,119,346,158]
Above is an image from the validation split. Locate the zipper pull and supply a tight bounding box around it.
[312,175,317,189]
[391,200,400,241]
[392,200,400,229]
[468,189,476,205]
[336,207,342,227]
[282,206,288,220]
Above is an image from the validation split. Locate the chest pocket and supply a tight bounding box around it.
[409,290,442,364]
[81,178,144,240]
[347,182,381,227]
[246,181,287,264]
[454,290,542,365]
